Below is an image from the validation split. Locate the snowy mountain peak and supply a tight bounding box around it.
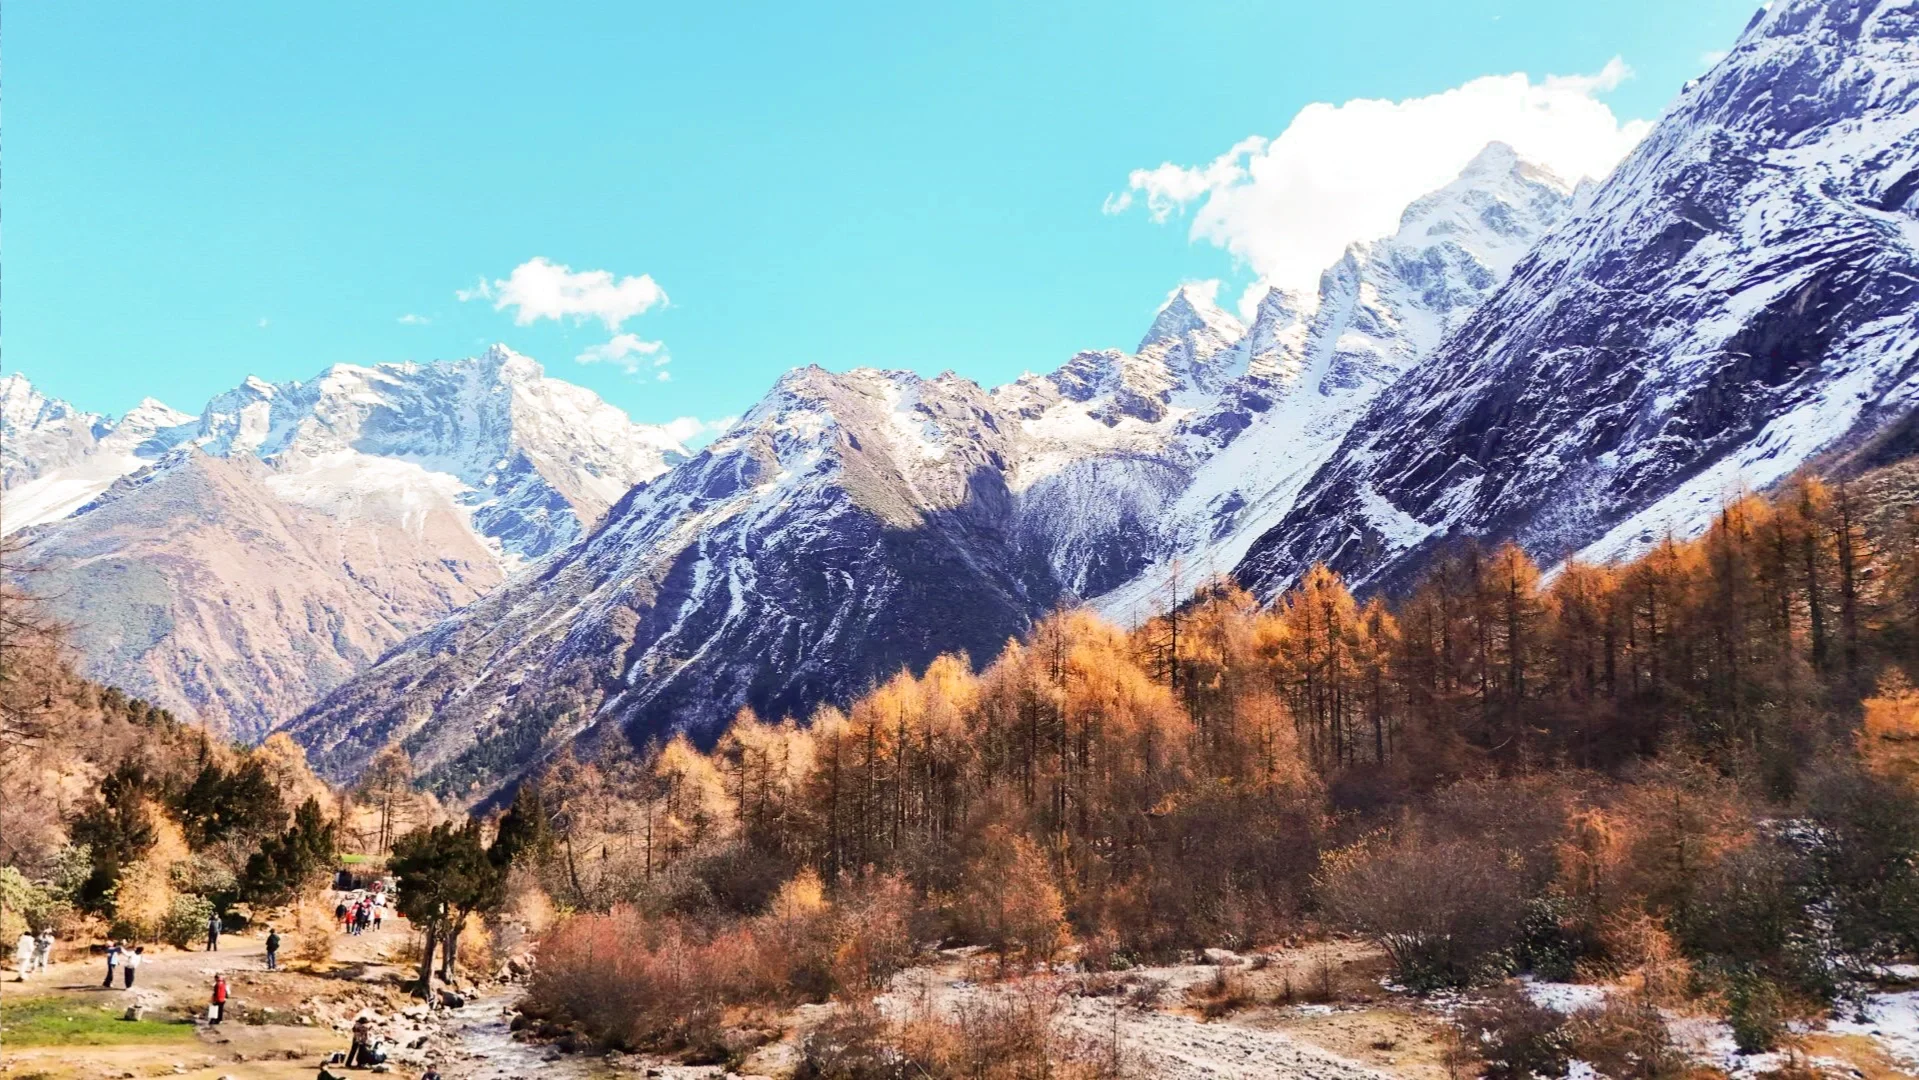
[1138,283,1244,353]
[0,372,90,432]
[1456,140,1524,179]
[125,397,193,425]
[481,342,543,381]
[4,349,689,558]
[1391,142,1577,275]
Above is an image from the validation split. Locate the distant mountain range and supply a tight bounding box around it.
[9,0,1916,796]
[2,349,688,737]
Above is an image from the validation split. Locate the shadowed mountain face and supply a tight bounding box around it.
[1236,0,1919,597]
[286,368,1060,784]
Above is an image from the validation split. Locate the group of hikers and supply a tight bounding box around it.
[11,928,57,979]
[335,891,384,935]
[18,877,411,1071]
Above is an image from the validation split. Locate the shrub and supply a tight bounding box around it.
[1804,765,1919,966]
[1726,972,1787,1054]
[1512,896,1591,982]
[1680,839,1828,1001]
[1456,985,1570,1080]
[526,873,919,1055]
[796,1003,903,1080]
[1565,995,1687,1080]
[158,893,217,949]
[1320,834,1523,990]
[1188,967,1256,1018]
[891,982,1123,1080]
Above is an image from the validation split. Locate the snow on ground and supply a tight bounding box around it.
[1519,979,1610,1015]
[1829,990,1919,1070]
[1,451,147,533]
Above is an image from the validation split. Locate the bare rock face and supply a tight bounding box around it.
[24,453,502,739]
[1236,0,1919,597]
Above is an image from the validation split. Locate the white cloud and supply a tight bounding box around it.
[257,317,270,329]
[1108,59,1652,292]
[577,332,669,374]
[460,257,668,331]
[397,313,431,325]
[662,415,737,446]
[1700,49,1728,67]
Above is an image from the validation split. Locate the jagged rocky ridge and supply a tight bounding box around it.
[1237,0,1919,595]
[2,349,689,737]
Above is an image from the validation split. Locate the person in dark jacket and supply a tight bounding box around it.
[205,912,221,951]
[345,1015,373,1067]
[264,927,281,971]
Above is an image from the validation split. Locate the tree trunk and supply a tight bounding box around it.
[440,916,461,981]
[417,925,438,996]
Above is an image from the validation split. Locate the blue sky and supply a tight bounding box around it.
[9,0,1761,432]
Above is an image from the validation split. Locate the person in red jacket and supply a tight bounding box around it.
[210,974,230,1024]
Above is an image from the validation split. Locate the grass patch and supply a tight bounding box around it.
[0,996,197,1046]
[338,853,382,866]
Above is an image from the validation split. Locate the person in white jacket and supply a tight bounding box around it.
[34,929,54,972]
[13,932,34,980]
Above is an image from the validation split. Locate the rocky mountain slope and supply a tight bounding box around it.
[4,348,689,736]
[286,147,1583,786]
[1237,0,1919,596]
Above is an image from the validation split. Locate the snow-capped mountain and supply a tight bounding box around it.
[1237,0,1919,596]
[5,348,690,736]
[1,374,197,530]
[288,364,1059,782]
[6,346,687,560]
[1086,142,1582,616]
[287,146,1581,785]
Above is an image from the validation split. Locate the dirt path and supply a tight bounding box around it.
[1056,993,1393,1080]
[0,899,428,1080]
[881,960,1402,1080]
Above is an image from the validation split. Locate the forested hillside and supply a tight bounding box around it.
[484,463,1919,1068]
